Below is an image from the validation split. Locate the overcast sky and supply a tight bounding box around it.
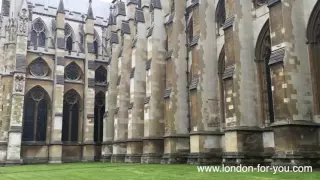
[101,0,113,2]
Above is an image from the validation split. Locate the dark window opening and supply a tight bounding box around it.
[62,90,80,142]
[22,87,48,142]
[66,36,73,54]
[94,92,105,143]
[95,66,107,84]
[138,0,142,8]
[65,62,81,81]
[94,40,99,59]
[188,18,193,44]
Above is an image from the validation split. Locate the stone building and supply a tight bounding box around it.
[0,0,320,166]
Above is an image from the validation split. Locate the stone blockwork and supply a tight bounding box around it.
[0,0,320,167]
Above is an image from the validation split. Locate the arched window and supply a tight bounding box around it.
[255,20,274,124]
[65,62,82,81]
[187,17,193,44]
[218,46,225,125]
[29,57,50,77]
[94,30,100,59]
[62,89,81,142]
[216,0,226,28]
[65,23,73,54]
[307,1,320,118]
[31,18,46,48]
[95,65,107,84]
[94,92,105,143]
[22,86,50,141]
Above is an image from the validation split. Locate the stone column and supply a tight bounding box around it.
[82,2,95,162]
[5,1,29,164]
[0,14,12,164]
[162,0,189,164]
[111,1,127,163]
[221,0,263,165]
[267,0,317,166]
[186,0,223,165]
[125,8,147,163]
[49,3,66,163]
[141,0,166,164]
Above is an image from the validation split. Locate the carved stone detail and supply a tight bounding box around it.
[14,74,25,93]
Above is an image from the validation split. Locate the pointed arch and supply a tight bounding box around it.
[95,65,107,84]
[307,0,320,42]
[28,57,51,77]
[307,1,320,117]
[94,29,100,59]
[65,23,74,53]
[218,46,225,125]
[65,62,83,81]
[94,91,105,143]
[22,85,51,141]
[255,20,274,124]
[31,18,47,47]
[62,89,82,142]
[216,0,226,28]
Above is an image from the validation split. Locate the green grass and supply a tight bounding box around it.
[0,163,319,180]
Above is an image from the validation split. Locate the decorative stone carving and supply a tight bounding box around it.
[14,74,25,93]
[18,8,29,34]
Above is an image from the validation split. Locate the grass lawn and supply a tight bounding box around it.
[0,163,319,180]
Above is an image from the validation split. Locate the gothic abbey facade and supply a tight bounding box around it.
[0,0,320,166]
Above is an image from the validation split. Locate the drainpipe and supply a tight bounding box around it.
[184,12,191,133]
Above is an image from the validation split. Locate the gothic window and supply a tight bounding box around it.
[22,86,49,141]
[216,0,226,28]
[94,30,100,59]
[218,46,225,125]
[65,62,81,81]
[95,65,107,84]
[29,58,50,77]
[307,1,320,117]
[255,20,274,123]
[94,92,105,143]
[31,18,46,47]
[62,89,81,142]
[65,23,73,54]
[187,17,193,44]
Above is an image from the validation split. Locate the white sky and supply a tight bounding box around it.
[101,0,113,2]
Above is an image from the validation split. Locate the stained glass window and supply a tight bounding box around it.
[62,89,80,142]
[95,65,107,84]
[31,18,46,47]
[29,58,49,77]
[65,62,81,81]
[22,86,48,141]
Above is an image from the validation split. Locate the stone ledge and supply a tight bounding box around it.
[142,136,164,140]
[102,141,114,145]
[125,154,142,163]
[189,131,224,135]
[163,134,189,138]
[22,141,47,146]
[83,141,95,145]
[113,140,127,144]
[224,126,272,132]
[270,120,320,127]
[126,138,143,142]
